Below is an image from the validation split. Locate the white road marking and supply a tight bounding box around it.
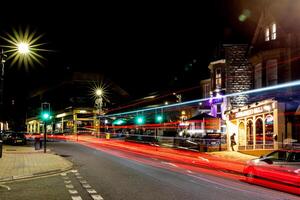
[161,161,178,168]
[69,190,78,194]
[71,196,83,200]
[82,184,91,188]
[71,170,78,173]
[198,156,209,162]
[0,185,11,191]
[79,180,87,184]
[60,173,67,176]
[91,194,104,200]
[64,180,72,184]
[87,189,97,194]
[66,184,74,189]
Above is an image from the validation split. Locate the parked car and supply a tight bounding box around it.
[5,131,27,145]
[243,149,300,187]
[0,131,13,143]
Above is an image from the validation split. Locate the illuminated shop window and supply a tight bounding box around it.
[265,114,274,144]
[255,118,263,145]
[247,120,253,146]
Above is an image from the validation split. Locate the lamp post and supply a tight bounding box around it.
[95,88,103,138]
[0,27,46,124]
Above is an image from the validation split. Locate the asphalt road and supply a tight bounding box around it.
[45,141,299,200]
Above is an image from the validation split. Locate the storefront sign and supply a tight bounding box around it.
[234,104,272,119]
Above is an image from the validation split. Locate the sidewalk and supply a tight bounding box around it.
[207,151,258,162]
[0,145,73,182]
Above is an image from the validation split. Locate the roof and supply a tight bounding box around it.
[186,113,216,121]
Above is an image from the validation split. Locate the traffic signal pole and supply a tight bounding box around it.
[44,122,47,153]
[41,102,50,153]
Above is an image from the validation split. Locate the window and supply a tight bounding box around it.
[271,23,276,40]
[265,27,270,41]
[266,59,278,86]
[255,118,263,145]
[254,63,262,88]
[265,114,274,144]
[290,153,300,162]
[265,23,276,41]
[215,68,221,88]
[203,83,210,98]
[267,151,289,162]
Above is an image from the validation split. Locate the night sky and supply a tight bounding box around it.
[0,0,261,101]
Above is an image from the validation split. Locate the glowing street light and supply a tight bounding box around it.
[17,42,30,54]
[0,27,47,121]
[95,88,103,97]
[91,83,109,138]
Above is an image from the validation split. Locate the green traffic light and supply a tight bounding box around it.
[135,116,145,125]
[41,112,50,121]
[113,119,125,125]
[156,115,163,123]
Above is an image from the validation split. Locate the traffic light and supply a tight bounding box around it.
[113,119,125,125]
[135,116,145,125]
[155,115,163,123]
[41,102,51,121]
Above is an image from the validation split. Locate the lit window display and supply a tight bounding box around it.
[265,114,274,144]
[247,120,253,146]
[256,117,263,145]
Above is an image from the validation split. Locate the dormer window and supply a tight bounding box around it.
[265,23,276,42]
[265,27,270,41]
[271,23,276,40]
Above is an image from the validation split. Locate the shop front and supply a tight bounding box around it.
[226,99,285,150]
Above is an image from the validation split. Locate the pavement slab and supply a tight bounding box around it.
[0,144,73,182]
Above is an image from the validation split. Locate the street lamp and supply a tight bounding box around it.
[95,88,104,138]
[0,27,46,123]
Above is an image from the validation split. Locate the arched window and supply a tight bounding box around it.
[247,120,253,145]
[265,115,274,144]
[256,118,263,145]
[238,122,245,146]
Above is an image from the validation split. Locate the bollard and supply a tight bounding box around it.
[35,137,40,150]
[0,140,2,158]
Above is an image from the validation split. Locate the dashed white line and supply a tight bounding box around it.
[161,161,178,168]
[87,189,97,194]
[91,194,104,200]
[82,184,92,188]
[69,190,78,194]
[66,184,74,189]
[79,180,87,184]
[198,156,209,162]
[71,196,83,200]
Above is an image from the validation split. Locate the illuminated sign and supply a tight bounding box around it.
[235,104,273,118]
